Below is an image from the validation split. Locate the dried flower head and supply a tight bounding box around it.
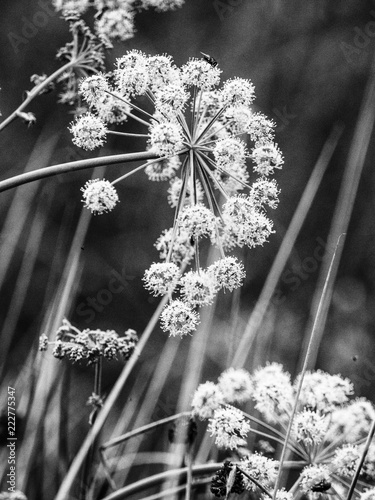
[211,461,245,498]
[40,319,137,364]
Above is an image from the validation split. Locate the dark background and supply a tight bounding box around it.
[1,2,375,495]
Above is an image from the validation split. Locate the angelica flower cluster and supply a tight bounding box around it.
[39,318,137,364]
[53,0,185,42]
[72,51,283,336]
[193,363,375,498]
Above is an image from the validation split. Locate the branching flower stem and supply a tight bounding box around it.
[0,58,79,132]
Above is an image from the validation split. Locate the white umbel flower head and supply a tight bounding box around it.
[329,398,375,443]
[361,489,375,500]
[146,54,180,92]
[332,445,361,477]
[177,203,218,240]
[213,137,247,170]
[81,179,119,215]
[295,370,354,414]
[221,77,256,107]
[79,74,109,107]
[291,409,328,446]
[208,405,250,449]
[275,489,293,500]
[115,50,149,96]
[181,58,221,90]
[300,464,331,493]
[95,7,135,42]
[160,299,200,337]
[240,453,278,491]
[143,262,180,296]
[252,143,284,175]
[69,113,107,150]
[180,270,216,307]
[141,0,185,12]
[247,112,276,143]
[94,93,131,124]
[251,363,294,423]
[209,256,246,292]
[155,82,189,112]
[217,367,252,404]
[222,195,274,249]
[191,381,224,420]
[250,178,280,209]
[149,120,184,156]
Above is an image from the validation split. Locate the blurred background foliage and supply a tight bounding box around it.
[1,0,375,496]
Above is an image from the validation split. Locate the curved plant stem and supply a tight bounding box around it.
[0,59,78,132]
[0,151,159,193]
[101,463,223,500]
[100,412,191,452]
